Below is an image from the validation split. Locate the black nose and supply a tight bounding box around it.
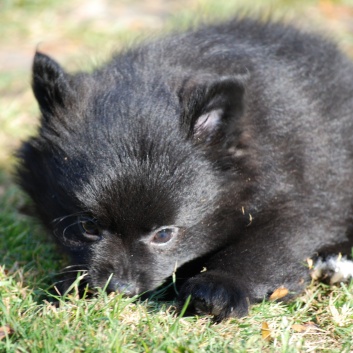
[106,278,136,296]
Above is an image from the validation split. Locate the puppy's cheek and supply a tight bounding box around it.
[178,272,249,322]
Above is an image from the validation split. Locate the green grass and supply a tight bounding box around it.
[1,0,353,352]
[1,272,352,352]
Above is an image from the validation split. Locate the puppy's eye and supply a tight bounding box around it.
[151,228,176,244]
[79,219,101,242]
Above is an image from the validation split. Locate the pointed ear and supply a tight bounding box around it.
[32,51,73,115]
[180,75,247,142]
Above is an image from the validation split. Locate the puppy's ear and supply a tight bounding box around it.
[180,75,247,142]
[32,51,74,116]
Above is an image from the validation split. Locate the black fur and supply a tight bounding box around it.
[16,18,353,321]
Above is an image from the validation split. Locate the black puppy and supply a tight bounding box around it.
[17,18,353,321]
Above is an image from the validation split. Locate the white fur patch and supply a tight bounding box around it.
[312,255,353,284]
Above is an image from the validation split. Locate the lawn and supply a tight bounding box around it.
[1,0,353,352]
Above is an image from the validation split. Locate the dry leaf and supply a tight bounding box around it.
[291,322,318,333]
[291,324,308,332]
[306,258,314,270]
[269,286,289,300]
[261,322,272,341]
[0,325,14,340]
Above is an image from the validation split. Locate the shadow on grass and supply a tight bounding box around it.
[0,165,67,300]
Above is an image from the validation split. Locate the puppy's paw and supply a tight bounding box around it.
[178,271,248,321]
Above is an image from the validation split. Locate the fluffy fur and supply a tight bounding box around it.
[16,18,353,321]
[312,256,353,284]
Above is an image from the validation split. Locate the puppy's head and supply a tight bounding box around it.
[17,52,247,295]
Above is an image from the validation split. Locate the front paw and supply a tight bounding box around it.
[178,271,248,321]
